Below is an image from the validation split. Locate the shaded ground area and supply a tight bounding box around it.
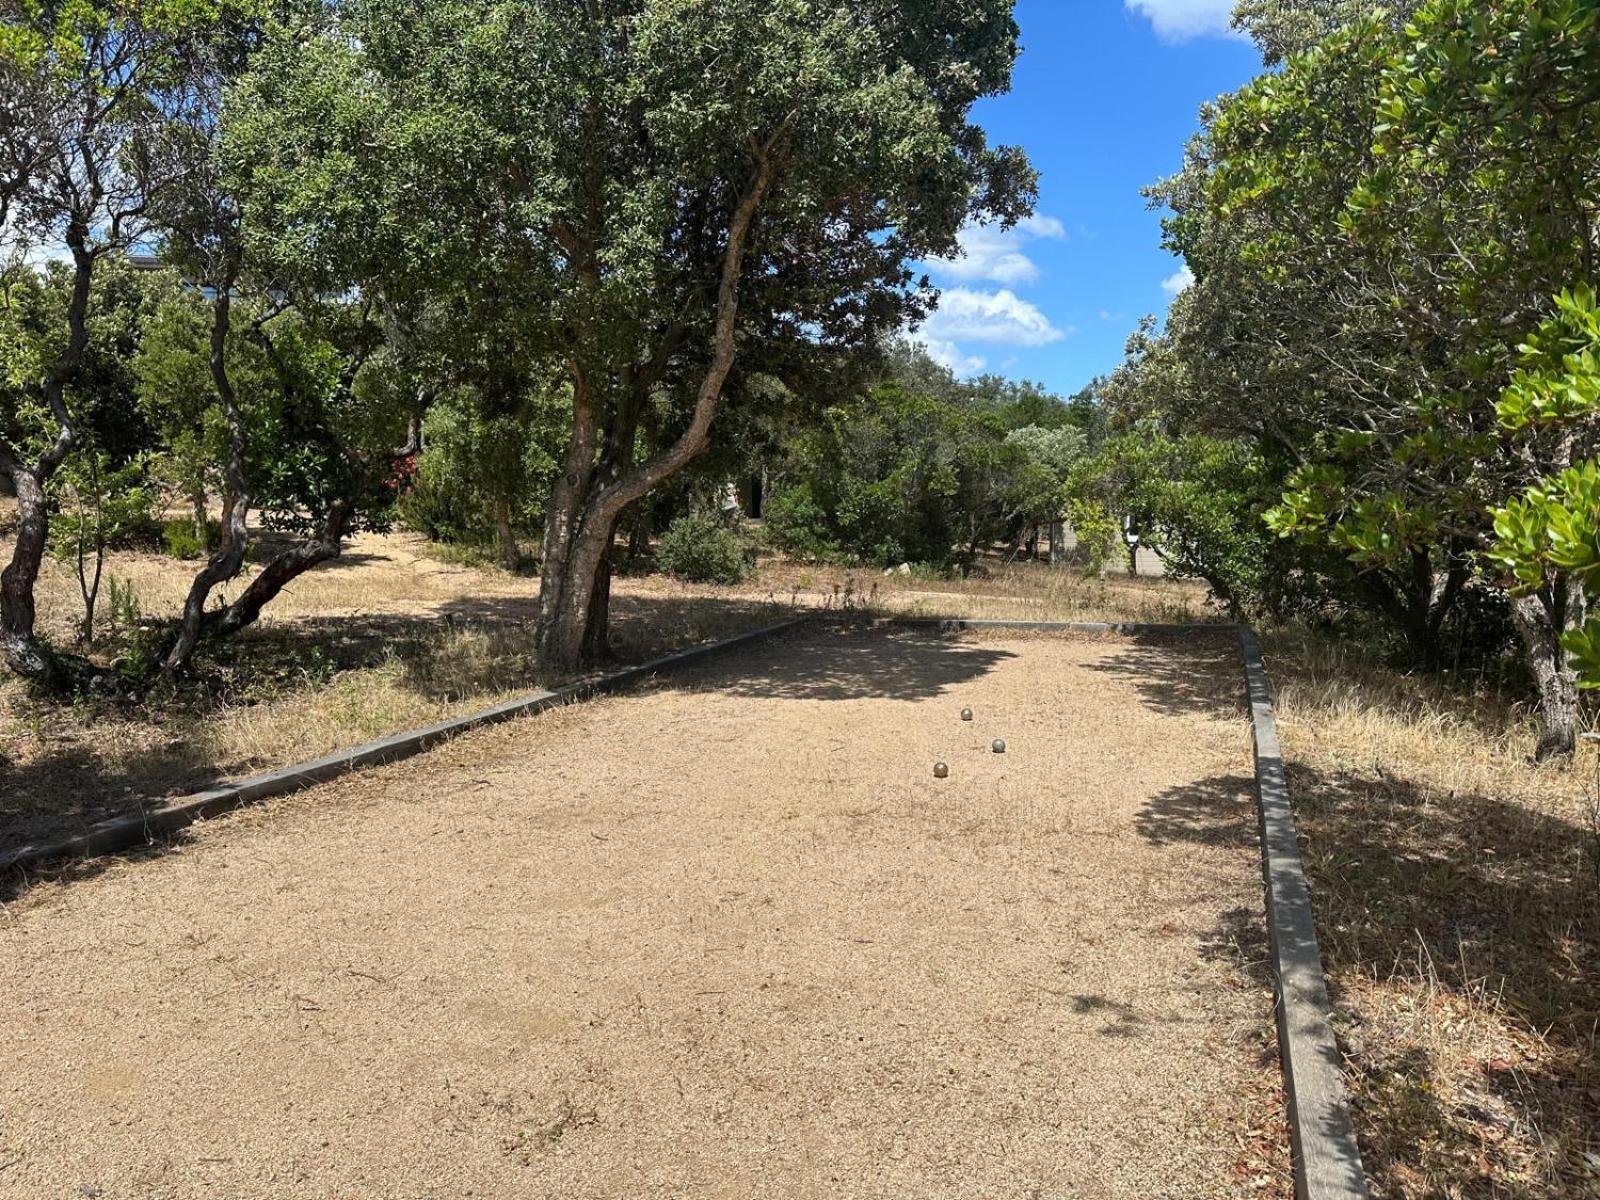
[1291,763,1600,1197]
[0,628,1285,1198]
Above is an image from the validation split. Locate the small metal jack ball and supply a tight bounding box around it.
[960,707,973,722]
[934,762,949,779]
[992,739,1007,754]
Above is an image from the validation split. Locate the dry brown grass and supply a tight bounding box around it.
[742,555,1209,625]
[1262,629,1600,1199]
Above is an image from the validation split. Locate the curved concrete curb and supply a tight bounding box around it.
[1240,628,1369,1200]
[0,615,812,874]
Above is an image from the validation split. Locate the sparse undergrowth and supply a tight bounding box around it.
[1265,629,1600,1199]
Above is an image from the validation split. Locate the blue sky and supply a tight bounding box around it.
[913,0,1263,397]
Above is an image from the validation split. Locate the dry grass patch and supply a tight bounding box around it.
[1263,629,1600,1199]
[0,530,797,845]
[739,556,1211,625]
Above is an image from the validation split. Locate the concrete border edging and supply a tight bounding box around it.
[4,610,1370,1199]
[0,614,812,874]
[1239,627,1369,1200]
[895,614,1371,1198]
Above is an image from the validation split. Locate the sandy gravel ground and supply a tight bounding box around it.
[0,628,1284,1199]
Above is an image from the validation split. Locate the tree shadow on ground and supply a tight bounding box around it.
[1084,627,1245,721]
[1069,993,1144,1039]
[1136,772,1279,1057]
[1287,761,1600,1198]
[676,626,1015,703]
[1135,772,1261,850]
[0,592,796,854]
[1140,761,1600,1197]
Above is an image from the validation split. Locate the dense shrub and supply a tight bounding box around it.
[772,383,1027,569]
[162,518,218,560]
[763,484,841,563]
[396,388,563,555]
[657,513,751,585]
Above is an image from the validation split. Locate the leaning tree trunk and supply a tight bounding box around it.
[164,284,252,675]
[203,499,355,642]
[1510,589,1581,762]
[534,143,778,672]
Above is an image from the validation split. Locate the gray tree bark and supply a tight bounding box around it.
[534,148,778,671]
[1510,588,1582,762]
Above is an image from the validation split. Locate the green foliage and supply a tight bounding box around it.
[1486,292,1600,685]
[47,456,162,558]
[1004,423,1086,530]
[1495,287,1600,431]
[162,517,217,561]
[1067,429,1280,617]
[1142,0,1600,696]
[105,575,141,635]
[772,364,1027,570]
[762,346,1084,571]
[397,384,563,548]
[656,513,751,586]
[763,484,843,564]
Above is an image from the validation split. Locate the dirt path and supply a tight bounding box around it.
[0,628,1285,1199]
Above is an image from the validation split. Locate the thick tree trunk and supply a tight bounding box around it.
[536,505,614,671]
[1510,590,1581,762]
[0,468,63,684]
[627,510,651,566]
[581,538,614,665]
[0,232,93,690]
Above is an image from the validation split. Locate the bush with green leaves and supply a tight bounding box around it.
[1487,288,1600,697]
[763,484,842,563]
[1004,423,1086,536]
[1067,429,1284,618]
[397,386,564,565]
[47,458,163,558]
[656,513,752,585]
[162,518,219,561]
[771,379,1025,570]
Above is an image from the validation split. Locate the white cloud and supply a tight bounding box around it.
[1126,0,1240,42]
[922,287,1068,350]
[917,335,988,378]
[1162,264,1195,295]
[1021,214,1067,240]
[925,214,1066,287]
